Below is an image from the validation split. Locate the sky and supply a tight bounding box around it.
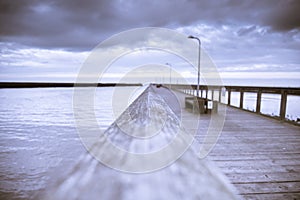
[0,0,300,86]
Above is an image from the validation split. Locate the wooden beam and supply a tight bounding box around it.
[218,87,221,102]
[240,90,244,109]
[280,90,287,120]
[256,89,262,113]
[228,89,231,106]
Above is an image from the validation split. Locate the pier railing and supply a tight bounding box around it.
[170,84,300,124]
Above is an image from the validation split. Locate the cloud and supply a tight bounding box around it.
[0,0,299,82]
[237,25,257,36]
[0,0,299,50]
[262,0,300,31]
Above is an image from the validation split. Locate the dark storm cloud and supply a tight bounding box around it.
[0,0,121,49]
[0,0,299,49]
[263,0,300,31]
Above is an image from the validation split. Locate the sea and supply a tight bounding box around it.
[0,79,299,199]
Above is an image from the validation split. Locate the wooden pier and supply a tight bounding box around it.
[204,106,299,199]
[167,85,300,199]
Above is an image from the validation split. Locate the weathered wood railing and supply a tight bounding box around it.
[169,84,300,124]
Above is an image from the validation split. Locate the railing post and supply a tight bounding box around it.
[205,87,208,99]
[201,89,203,98]
[280,90,287,120]
[240,89,244,109]
[211,89,214,101]
[256,89,262,113]
[219,87,222,102]
[228,88,231,106]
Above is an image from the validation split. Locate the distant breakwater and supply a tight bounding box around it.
[0,82,143,88]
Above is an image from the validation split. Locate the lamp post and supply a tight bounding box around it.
[188,35,201,97]
[165,63,172,88]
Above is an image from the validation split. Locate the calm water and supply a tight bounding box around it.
[0,87,119,199]
[0,86,299,199]
[0,86,149,199]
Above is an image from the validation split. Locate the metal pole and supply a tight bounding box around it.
[188,35,201,97]
[197,40,201,97]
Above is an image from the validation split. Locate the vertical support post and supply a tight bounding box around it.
[205,88,208,99]
[219,87,222,102]
[211,89,214,101]
[201,89,203,98]
[256,89,262,113]
[240,89,244,109]
[280,90,287,120]
[228,89,231,106]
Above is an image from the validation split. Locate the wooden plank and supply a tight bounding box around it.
[213,159,300,167]
[209,152,300,160]
[234,181,300,194]
[241,192,300,200]
[226,172,300,183]
[217,164,300,174]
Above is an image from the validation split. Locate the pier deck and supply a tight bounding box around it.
[166,87,300,200]
[208,107,300,199]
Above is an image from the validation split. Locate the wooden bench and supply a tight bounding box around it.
[185,96,218,114]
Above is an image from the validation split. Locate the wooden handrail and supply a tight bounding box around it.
[169,84,300,124]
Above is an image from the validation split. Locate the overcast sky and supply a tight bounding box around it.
[0,0,299,85]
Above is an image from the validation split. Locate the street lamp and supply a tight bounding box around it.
[188,35,201,97]
[165,62,172,88]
